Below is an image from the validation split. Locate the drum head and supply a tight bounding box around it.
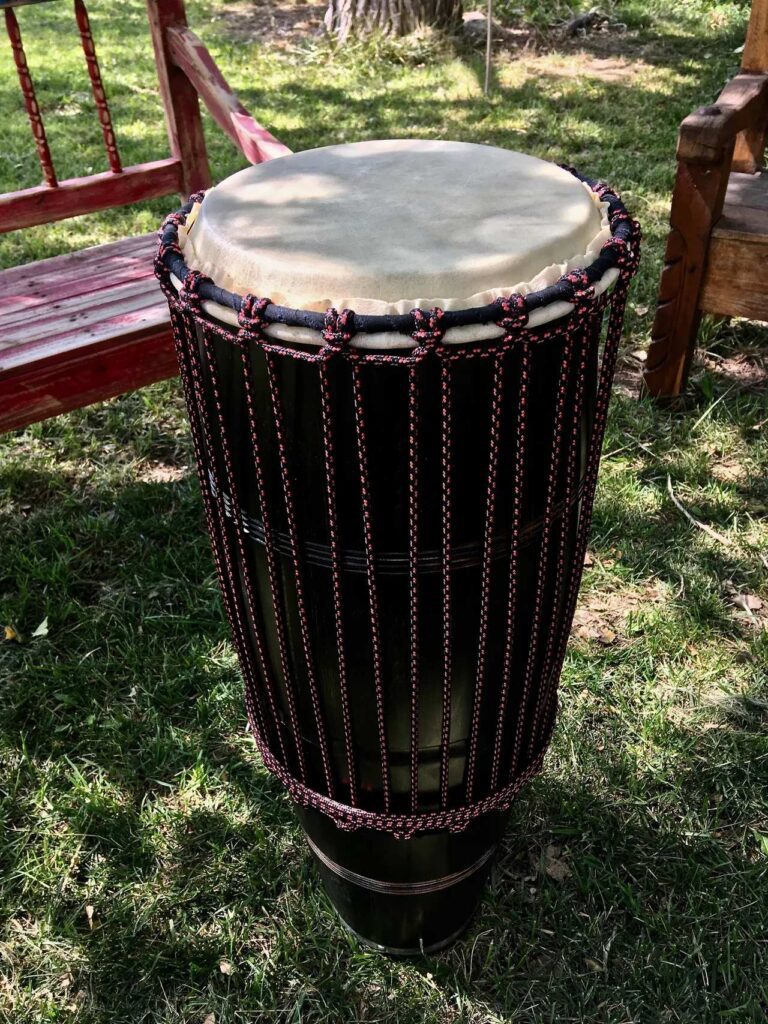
[180,139,610,316]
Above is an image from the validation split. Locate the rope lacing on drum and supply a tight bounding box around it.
[323,308,356,353]
[591,181,619,201]
[178,269,211,310]
[410,307,445,350]
[237,295,272,346]
[153,239,181,280]
[494,294,529,339]
[564,268,595,304]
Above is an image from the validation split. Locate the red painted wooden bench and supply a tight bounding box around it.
[0,0,290,433]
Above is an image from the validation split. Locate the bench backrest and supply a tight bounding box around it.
[1,0,211,234]
[742,0,768,73]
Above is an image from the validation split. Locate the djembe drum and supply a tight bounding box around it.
[155,140,639,955]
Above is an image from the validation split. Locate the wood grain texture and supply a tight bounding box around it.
[700,231,768,321]
[0,158,182,232]
[742,0,768,72]
[74,0,122,174]
[166,25,292,164]
[0,233,176,433]
[644,158,732,398]
[146,0,211,196]
[4,5,57,186]
[678,73,768,162]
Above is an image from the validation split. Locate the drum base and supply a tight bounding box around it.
[335,912,473,957]
[297,805,510,956]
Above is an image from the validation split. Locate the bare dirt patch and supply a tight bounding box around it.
[572,575,666,645]
[212,0,326,47]
[523,52,646,83]
[138,462,187,484]
[700,347,768,391]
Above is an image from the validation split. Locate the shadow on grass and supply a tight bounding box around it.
[1,374,767,1021]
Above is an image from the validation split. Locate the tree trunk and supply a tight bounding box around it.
[325,0,463,40]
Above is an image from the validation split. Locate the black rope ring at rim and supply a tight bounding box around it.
[154,166,640,340]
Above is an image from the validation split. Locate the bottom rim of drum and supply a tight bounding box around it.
[334,913,474,957]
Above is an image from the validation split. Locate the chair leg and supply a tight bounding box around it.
[642,159,730,400]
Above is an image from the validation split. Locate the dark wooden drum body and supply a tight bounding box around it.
[156,150,639,954]
[186,313,599,953]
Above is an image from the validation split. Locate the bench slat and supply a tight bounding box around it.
[0,233,178,432]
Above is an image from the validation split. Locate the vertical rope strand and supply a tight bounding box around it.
[351,362,391,813]
[465,351,505,803]
[74,0,121,173]
[265,351,336,798]
[529,322,590,755]
[172,312,270,752]
[5,7,57,187]
[491,341,530,790]
[439,358,453,810]
[200,328,297,770]
[507,331,574,783]
[238,339,306,779]
[318,359,358,806]
[538,282,633,750]
[407,363,421,814]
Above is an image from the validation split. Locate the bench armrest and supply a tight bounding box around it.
[166,25,292,165]
[678,72,768,163]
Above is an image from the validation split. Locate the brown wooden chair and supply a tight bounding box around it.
[0,0,291,433]
[643,0,768,398]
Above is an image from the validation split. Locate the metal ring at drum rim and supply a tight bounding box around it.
[155,168,639,342]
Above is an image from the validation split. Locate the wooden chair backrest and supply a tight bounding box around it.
[742,0,768,73]
[0,0,211,234]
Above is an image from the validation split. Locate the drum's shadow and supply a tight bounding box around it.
[2,373,765,1018]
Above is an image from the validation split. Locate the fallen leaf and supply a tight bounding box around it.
[597,629,617,646]
[543,844,572,882]
[203,1016,216,1024]
[32,617,49,638]
[4,625,20,643]
[583,551,595,568]
[85,905,95,929]
[219,961,233,975]
[734,593,763,612]
[584,957,605,972]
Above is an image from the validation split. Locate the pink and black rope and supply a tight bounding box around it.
[155,173,640,838]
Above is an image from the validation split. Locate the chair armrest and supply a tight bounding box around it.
[166,25,292,165]
[678,72,768,163]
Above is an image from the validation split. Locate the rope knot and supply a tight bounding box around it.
[153,240,182,280]
[187,189,207,206]
[237,294,271,346]
[160,211,185,234]
[600,235,633,269]
[495,294,528,336]
[563,269,596,317]
[411,307,445,349]
[592,181,618,202]
[323,307,355,352]
[177,269,210,310]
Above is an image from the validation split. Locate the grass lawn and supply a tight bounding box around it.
[1,0,767,1020]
